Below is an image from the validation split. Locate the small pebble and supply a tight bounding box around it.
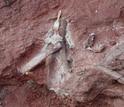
[69,68,72,72]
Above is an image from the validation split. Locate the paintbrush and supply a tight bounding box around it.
[53,10,61,31]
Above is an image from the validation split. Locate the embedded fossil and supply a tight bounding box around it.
[83,33,95,48]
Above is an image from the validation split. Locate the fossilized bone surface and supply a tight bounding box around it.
[62,40,124,102]
[101,41,124,66]
[19,42,62,74]
[46,19,71,90]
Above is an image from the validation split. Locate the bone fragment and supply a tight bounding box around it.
[101,41,124,65]
[59,19,69,73]
[90,65,124,84]
[83,33,95,48]
[19,42,62,73]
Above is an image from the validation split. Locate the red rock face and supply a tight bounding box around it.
[1,0,124,107]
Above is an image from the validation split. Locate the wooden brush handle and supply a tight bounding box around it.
[57,10,61,21]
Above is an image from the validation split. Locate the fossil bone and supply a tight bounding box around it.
[19,42,62,73]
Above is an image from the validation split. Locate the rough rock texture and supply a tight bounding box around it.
[1,0,124,107]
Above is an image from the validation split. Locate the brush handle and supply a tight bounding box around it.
[57,10,61,22]
[26,72,33,75]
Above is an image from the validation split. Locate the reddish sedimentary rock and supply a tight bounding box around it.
[109,40,116,46]
[1,0,124,107]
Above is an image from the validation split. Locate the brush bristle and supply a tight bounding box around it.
[53,22,59,30]
[53,26,58,31]
[54,23,59,27]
